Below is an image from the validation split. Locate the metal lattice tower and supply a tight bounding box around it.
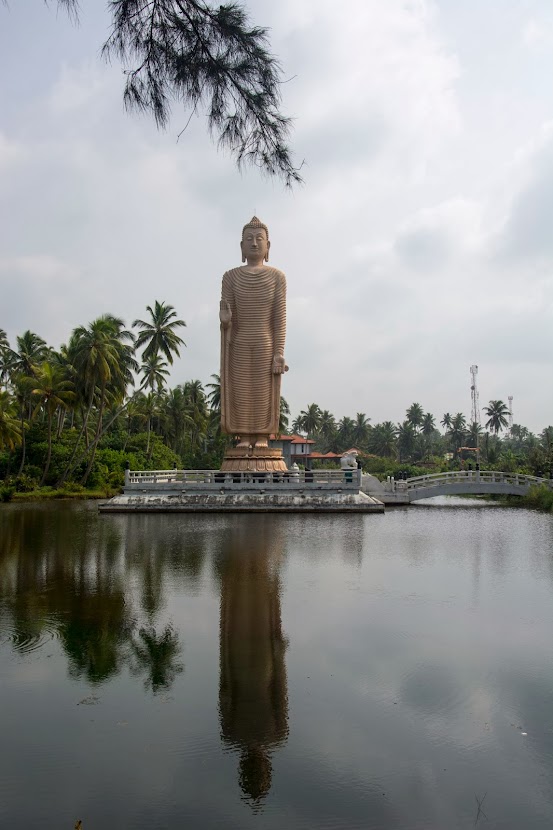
[508,396,514,433]
[470,365,480,427]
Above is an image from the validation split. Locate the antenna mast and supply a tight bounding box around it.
[470,365,480,427]
[470,365,481,462]
[508,395,513,436]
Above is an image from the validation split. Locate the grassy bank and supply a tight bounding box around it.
[1,485,120,503]
[518,484,553,513]
[491,484,553,513]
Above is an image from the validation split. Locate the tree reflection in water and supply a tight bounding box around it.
[130,625,183,693]
[0,505,185,692]
[1,505,291,803]
[216,517,289,807]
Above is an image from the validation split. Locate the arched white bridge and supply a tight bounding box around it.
[386,470,553,503]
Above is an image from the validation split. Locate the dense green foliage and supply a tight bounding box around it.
[0,306,229,496]
[292,400,553,480]
[1,315,551,505]
[518,485,553,513]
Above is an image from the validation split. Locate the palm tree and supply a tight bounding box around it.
[85,317,136,482]
[0,329,10,389]
[140,353,170,393]
[161,387,192,454]
[483,400,509,434]
[206,373,221,414]
[0,390,22,451]
[466,421,483,449]
[133,301,186,365]
[122,394,148,449]
[8,330,49,379]
[406,402,424,431]
[397,421,416,462]
[72,315,131,427]
[448,413,467,452]
[318,409,337,450]
[5,332,49,428]
[60,315,137,485]
[182,380,208,454]
[141,391,161,456]
[352,412,371,447]
[279,396,290,435]
[337,416,355,449]
[369,421,397,458]
[421,413,435,436]
[509,424,530,443]
[291,415,303,434]
[12,375,32,475]
[540,426,553,454]
[50,344,79,437]
[298,403,321,437]
[420,412,436,459]
[441,413,452,431]
[29,362,75,484]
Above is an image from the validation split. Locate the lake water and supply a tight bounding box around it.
[0,498,552,829]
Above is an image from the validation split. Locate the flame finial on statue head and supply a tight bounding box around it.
[242,216,269,239]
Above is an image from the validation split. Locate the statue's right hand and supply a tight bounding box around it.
[220,301,232,325]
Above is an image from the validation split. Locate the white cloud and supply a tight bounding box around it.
[0,0,552,431]
[0,132,25,170]
[494,122,553,263]
[0,255,92,345]
[48,62,112,114]
[522,17,553,48]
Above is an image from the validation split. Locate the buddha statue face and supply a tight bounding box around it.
[241,223,270,265]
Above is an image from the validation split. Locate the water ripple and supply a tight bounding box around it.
[0,619,60,654]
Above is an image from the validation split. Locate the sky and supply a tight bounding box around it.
[1,0,552,432]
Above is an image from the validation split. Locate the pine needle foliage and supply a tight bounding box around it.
[54,0,302,185]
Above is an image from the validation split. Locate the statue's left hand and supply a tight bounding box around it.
[272,355,289,374]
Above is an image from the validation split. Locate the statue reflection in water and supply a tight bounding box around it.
[217,518,288,806]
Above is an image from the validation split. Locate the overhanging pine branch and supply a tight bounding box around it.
[101,0,303,185]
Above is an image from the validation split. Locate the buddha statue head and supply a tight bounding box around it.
[241,216,270,264]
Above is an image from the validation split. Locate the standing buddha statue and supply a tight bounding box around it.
[219,217,288,472]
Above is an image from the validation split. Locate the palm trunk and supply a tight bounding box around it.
[57,398,94,486]
[63,391,139,483]
[56,406,65,439]
[123,423,131,452]
[40,413,53,486]
[17,406,26,476]
[81,384,106,485]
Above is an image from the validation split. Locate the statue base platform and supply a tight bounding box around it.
[99,491,384,513]
[220,447,288,473]
[98,468,385,513]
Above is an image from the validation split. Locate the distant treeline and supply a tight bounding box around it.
[1,310,552,497]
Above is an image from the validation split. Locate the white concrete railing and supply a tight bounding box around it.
[403,470,553,492]
[124,468,362,489]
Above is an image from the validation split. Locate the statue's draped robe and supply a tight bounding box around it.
[220,266,286,436]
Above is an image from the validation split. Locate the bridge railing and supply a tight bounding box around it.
[405,470,553,491]
[125,468,362,490]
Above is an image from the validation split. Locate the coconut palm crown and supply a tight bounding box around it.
[133,301,186,365]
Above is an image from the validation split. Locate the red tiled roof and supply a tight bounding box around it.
[269,433,315,443]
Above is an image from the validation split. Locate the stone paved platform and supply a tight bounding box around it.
[98,490,384,513]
